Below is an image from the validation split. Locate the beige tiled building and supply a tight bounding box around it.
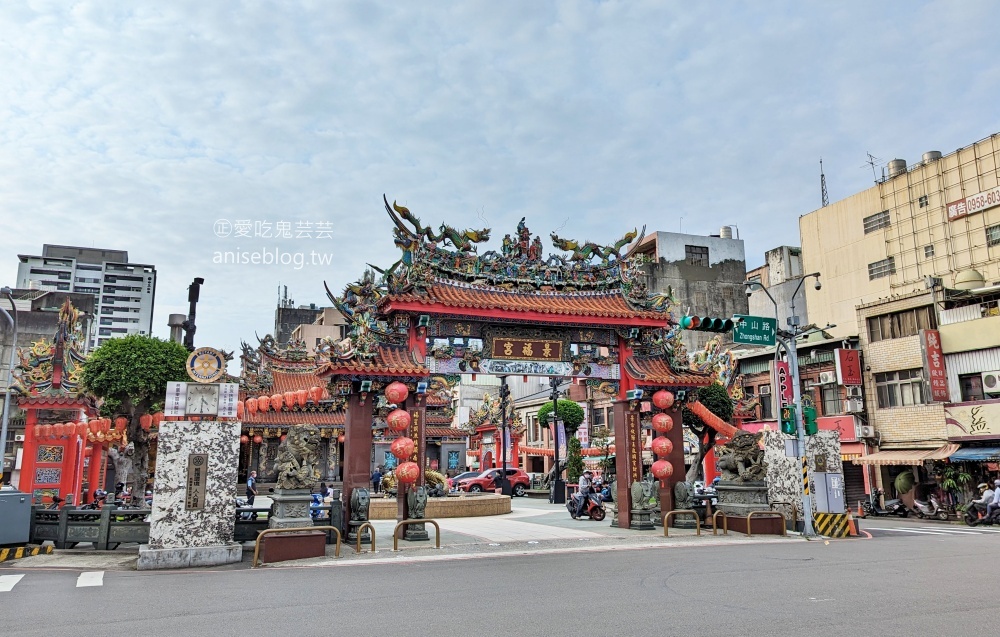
[801,133,1000,338]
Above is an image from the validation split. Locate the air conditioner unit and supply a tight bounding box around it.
[818,371,837,385]
[759,385,771,395]
[845,398,864,413]
[14,434,25,442]
[846,386,863,398]
[982,371,1000,395]
[858,425,876,438]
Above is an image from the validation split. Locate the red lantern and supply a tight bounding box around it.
[651,413,673,433]
[386,409,411,432]
[309,386,322,403]
[240,435,250,445]
[253,434,263,444]
[76,422,89,437]
[34,424,43,439]
[652,390,675,410]
[51,423,63,437]
[153,412,164,427]
[139,414,153,431]
[236,401,245,419]
[337,434,345,443]
[257,395,270,412]
[385,381,409,405]
[246,397,258,416]
[88,420,100,434]
[390,436,416,460]
[283,391,295,408]
[271,393,284,410]
[115,417,128,430]
[396,461,420,484]
[651,436,674,457]
[651,459,674,480]
[296,389,308,408]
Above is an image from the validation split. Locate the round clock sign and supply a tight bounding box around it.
[186,347,226,384]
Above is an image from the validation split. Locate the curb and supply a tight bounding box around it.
[0,545,53,563]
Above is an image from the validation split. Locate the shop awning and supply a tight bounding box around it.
[949,447,1000,462]
[852,444,960,466]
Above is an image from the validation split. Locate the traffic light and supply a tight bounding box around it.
[679,316,735,332]
[780,405,796,435]
[803,405,818,435]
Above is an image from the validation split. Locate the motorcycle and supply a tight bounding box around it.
[861,489,908,518]
[963,498,997,526]
[912,493,950,520]
[567,491,606,521]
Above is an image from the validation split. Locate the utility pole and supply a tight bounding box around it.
[182,277,204,352]
[498,376,512,496]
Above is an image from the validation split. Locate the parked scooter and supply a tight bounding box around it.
[567,491,607,521]
[912,492,950,520]
[861,489,908,518]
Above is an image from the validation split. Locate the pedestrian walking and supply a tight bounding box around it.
[371,467,382,494]
[246,470,258,506]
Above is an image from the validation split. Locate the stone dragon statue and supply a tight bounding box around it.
[272,424,321,490]
[350,487,370,521]
[716,431,767,483]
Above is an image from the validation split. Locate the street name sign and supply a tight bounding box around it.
[733,314,777,346]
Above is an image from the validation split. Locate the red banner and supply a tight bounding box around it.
[817,416,857,442]
[774,361,793,407]
[920,329,949,402]
[835,348,863,386]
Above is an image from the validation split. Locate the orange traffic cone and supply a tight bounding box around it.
[857,501,865,518]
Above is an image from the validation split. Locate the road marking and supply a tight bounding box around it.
[865,527,950,535]
[0,574,25,592]
[76,571,104,587]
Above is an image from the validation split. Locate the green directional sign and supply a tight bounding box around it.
[732,314,777,346]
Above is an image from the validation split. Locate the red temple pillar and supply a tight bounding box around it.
[17,411,38,496]
[656,403,685,516]
[86,442,104,501]
[613,399,646,529]
[343,391,374,525]
[397,393,427,522]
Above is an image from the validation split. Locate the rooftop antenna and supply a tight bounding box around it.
[864,152,882,185]
[820,158,829,207]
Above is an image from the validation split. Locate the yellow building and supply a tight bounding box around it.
[801,133,1000,338]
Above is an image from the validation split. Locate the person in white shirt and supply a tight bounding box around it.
[985,479,1000,522]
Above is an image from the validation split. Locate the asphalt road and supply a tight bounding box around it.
[1,532,991,637]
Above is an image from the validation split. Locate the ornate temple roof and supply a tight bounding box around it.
[383,280,670,324]
[624,356,714,388]
[12,299,95,409]
[316,344,428,379]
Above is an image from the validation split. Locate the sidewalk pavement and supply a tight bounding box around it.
[3,497,800,571]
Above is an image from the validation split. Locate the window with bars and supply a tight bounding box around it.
[918,195,928,208]
[868,257,896,280]
[757,385,773,420]
[863,210,891,233]
[874,369,926,408]
[987,224,1000,247]
[866,305,936,342]
[924,245,935,258]
[685,245,709,267]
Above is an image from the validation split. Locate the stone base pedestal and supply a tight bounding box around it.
[715,481,770,517]
[629,509,656,531]
[403,522,429,542]
[269,489,314,530]
[347,520,370,545]
[138,543,242,571]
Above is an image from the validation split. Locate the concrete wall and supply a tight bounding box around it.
[801,133,1000,338]
[642,231,748,352]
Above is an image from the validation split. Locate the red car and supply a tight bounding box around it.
[457,468,531,497]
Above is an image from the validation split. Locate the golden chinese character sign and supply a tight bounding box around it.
[491,337,563,361]
[625,411,642,484]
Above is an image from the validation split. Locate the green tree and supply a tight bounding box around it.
[682,382,734,482]
[536,399,586,435]
[566,436,585,483]
[82,335,190,498]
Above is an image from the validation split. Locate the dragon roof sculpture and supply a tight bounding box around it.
[461,390,524,435]
[11,299,90,399]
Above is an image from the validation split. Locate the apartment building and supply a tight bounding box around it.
[16,245,156,348]
[801,133,1000,338]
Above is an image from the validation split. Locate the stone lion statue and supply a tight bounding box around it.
[716,431,767,483]
[631,474,658,511]
[673,481,694,509]
[407,486,428,519]
[272,424,321,490]
[350,487,370,522]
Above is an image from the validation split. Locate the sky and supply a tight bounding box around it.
[1,1,999,359]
